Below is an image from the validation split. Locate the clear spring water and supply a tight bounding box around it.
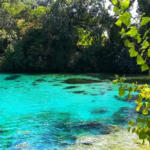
[0,74,138,150]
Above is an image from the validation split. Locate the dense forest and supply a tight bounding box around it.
[0,0,148,73]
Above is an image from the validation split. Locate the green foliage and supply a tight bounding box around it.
[141,17,150,26]
[0,0,142,73]
[111,0,150,145]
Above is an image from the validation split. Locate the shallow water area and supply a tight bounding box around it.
[0,73,142,149]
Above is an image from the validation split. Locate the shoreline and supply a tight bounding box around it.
[64,128,150,150]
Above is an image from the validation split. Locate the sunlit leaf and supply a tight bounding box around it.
[141,17,150,26]
[141,40,149,49]
[119,28,125,34]
[136,103,143,111]
[121,0,130,10]
[128,120,134,126]
[143,30,149,39]
[115,74,119,78]
[141,64,149,72]
[119,12,131,27]
[129,46,138,57]
[143,109,148,115]
[119,86,125,97]
[113,6,121,15]
[119,77,126,82]
[146,102,150,108]
[125,39,132,47]
[112,79,118,84]
[112,0,118,5]
[137,55,145,65]
[126,27,138,37]
[115,20,122,27]
[148,49,150,57]
[139,13,145,20]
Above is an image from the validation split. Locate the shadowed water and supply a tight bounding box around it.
[0,74,141,149]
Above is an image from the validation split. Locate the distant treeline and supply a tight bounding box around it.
[0,0,149,73]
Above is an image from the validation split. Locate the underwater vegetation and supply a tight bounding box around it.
[5,75,21,80]
[63,78,101,84]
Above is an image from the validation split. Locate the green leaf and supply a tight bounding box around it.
[146,130,150,136]
[143,30,149,39]
[141,64,149,72]
[147,119,150,128]
[135,35,142,43]
[137,55,145,65]
[129,46,138,57]
[146,102,150,108]
[128,120,135,126]
[115,74,119,78]
[121,0,130,10]
[127,93,132,100]
[141,40,149,49]
[119,28,126,38]
[119,77,126,82]
[136,103,143,111]
[136,95,143,103]
[132,128,136,134]
[119,86,125,97]
[127,127,131,132]
[113,6,121,15]
[148,49,150,57]
[141,17,150,26]
[115,20,122,27]
[112,79,118,84]
[137,37,142,43]
[127,87,133,93]
[139,129,147,139]
[119,28,125,34]
[139,13,145,20]
[125,39,132,47]
[121,33,126,38]
[112,0,118,5]
[137,118,145,123]
[126,27,138,37]
[142,109,148,115]
[119,12,131,27]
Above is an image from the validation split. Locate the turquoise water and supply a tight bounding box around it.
[0,74,137,149]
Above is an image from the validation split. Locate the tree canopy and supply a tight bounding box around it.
[0,0,147,73]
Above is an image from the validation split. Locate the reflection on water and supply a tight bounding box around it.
[0,74,141,149]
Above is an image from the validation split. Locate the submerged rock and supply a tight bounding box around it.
[32,83,37,86]
[63,78,101,84]
[91,100,96,102]
[35,79,46,82]
[72,91,85,94]
[91,109,108,114]
[63,129,150,150]
[115,95,138,102]
[71,121,113,135]
[5,75,21,80]
[100,91,106,95]
[112,107,135,125]
[63,86,78,89]
[15,142,35,150]
[91,93,99,96]
[74,121,104,130]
